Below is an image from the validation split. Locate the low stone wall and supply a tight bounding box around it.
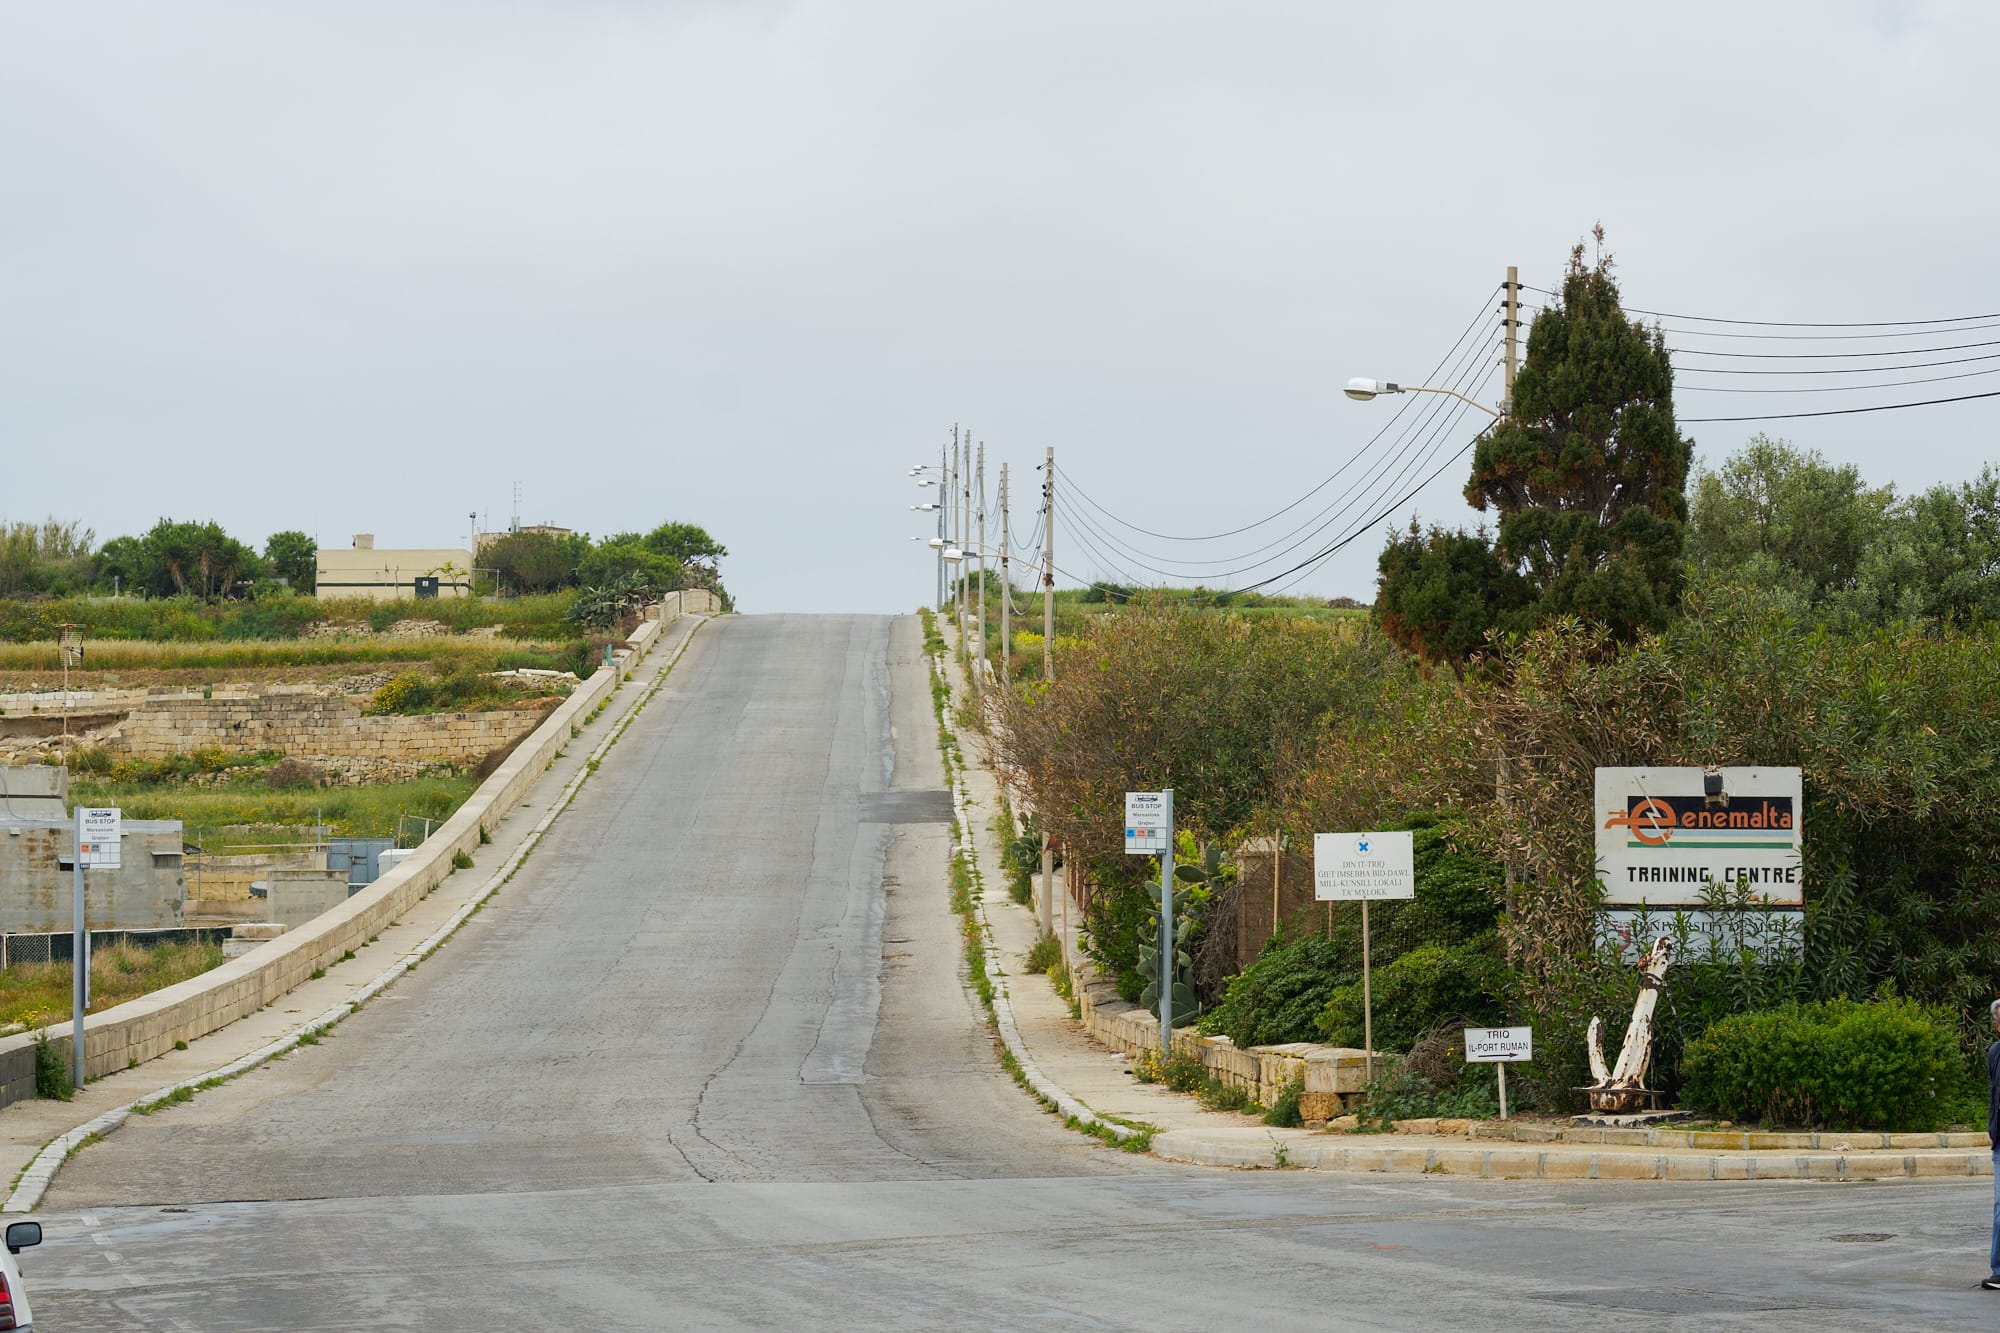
[109,690,549,765]
[1074,957,1371,1119]
[0,606,691,1108]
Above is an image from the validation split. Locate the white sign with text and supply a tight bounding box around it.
[1124,791,1170,856]
[79,807,121,870]
[1312,831,1414,901]
[1464,1026,1533,1063]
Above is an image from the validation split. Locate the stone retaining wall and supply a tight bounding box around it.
[109,691,549,765]
[0,607,690,1109]
[1074,956,1370,1119]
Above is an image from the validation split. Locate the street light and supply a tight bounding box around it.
[1344,376,1503,420]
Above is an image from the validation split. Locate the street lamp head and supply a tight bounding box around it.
[1344,377,1402,402]
[943,546,965,563]
[916,478,938,487]
[911,503,940,511]
[928,537,946,549]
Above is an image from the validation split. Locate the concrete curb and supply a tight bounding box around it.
[2,614,711,1213]
[1148,1131,1995,1181]
[931,648,1142,1145]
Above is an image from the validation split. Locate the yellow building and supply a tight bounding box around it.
[315,535,473,600]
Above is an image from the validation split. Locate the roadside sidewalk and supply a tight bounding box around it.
[1,612,710,1210]
[937,626,1994,1184]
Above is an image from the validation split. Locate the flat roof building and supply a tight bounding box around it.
[316,535,473,601]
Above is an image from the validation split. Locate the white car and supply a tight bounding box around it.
[0,1220,40,1331]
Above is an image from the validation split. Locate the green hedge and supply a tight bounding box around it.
[1679,998,1963,1131]
[1200,934,1346,1048]
[1318,942,1508,1051]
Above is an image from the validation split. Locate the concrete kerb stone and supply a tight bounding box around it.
[1,611,711,1213]
[931,649,1143,1147]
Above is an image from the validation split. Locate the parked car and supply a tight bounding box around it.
[0,1220,40,1331]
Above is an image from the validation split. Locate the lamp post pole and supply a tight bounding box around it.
[998,463,1010,681]
[975,439,987,684]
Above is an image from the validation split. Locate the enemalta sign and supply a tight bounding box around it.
[1594,767,1804,907]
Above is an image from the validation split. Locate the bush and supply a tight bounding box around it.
[1319,942,1507,1051]
[265,757,328,790]
[1200,934,1347,1048]
[33,1029,72,1101]
[1679,997,1964,1131]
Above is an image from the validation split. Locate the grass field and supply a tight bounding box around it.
[0,939,224,1031]
[70,775,478,852]
[0,591,579,645]
[0,634,587,676]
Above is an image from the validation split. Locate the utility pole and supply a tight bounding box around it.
[1041,446,1055,683]
[975,439,987,684]
[998,463,1010,681]
[955,430,968,648]
[935,439,947,611]
[1502,264,1521,411]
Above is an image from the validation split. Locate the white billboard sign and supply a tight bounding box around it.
[1464,1026,1532,1063]
[79,807,122,870]
[1595,767,1802,907]
[1312,831,1414,901]
[1124,791,1170,856]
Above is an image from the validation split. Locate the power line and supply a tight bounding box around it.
[1680,389,2000,423]
[1677,364,2000,394]
[1521,285,2000,329]
[1051,334,1501,583]
[1056,288,1502,545]
[1672,348,2000,374]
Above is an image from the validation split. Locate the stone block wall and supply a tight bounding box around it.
[1074,955,1372,1119]
[109,689,549,765]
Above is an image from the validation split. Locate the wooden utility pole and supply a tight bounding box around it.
[975,439,987,684]
[998,463,1010,680]
[1041,447,1055,682]
[1271,828,1282,939]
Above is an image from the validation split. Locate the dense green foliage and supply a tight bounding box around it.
[1689,436,2000,627]
[1378,235,1690,662]
[1679,998,1964,1131]
[1200,934,1346,1049]
[0,514,732,613]
[1318,943,1508,1050]
[1198,822,1504,1048]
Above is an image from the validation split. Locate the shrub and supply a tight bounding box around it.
[1200,933,1347,1048]
[1319,942,1508,1051]
[265,758,328,790]
[1263,1074,1306,1127]
[1679,997,1963,1131]
[1023,934,1061,975]
[33,1029,72,1101]
[67,746,112,775]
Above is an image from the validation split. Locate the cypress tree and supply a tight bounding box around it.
[1377,230,1690,662]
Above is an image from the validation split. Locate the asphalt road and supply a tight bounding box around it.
[22,614,1999,1330]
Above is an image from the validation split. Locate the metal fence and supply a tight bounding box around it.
[0,927,231,969]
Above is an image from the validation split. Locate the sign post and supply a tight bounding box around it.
[1314,831,1415,1086]
[72,806,121,1089]
[1126,790,1174,1057]
[1464,1026,1533,1120]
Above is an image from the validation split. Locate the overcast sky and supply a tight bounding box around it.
[4,2,1996,613]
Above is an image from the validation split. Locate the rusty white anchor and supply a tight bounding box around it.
[1582,934,1674,1114]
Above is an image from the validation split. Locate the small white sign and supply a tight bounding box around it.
[1464,1026,1533,1063]
[1124,791,1170,856]
[1313,831,1414,901]
[79,807,122,870]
